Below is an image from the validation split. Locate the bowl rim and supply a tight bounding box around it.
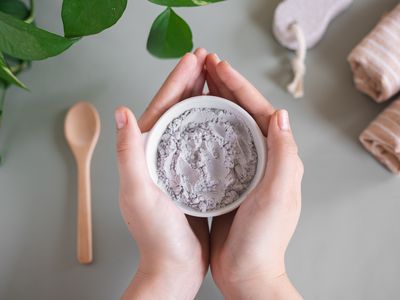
[143,95,266,217]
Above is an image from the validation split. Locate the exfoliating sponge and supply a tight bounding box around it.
[272,0,353,98]
[273,0,353,50]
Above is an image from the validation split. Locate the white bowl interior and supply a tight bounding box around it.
[144,95,266,217]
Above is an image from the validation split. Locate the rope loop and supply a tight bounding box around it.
[287,22,306,98]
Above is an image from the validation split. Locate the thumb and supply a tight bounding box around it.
[115,107,150,191]
[262,110,303,190]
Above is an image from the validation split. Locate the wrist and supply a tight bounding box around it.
[213,255,286,297]
[219,272,302,300]
[122,263,206,300]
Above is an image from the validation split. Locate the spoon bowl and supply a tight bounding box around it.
[65,102,100,153]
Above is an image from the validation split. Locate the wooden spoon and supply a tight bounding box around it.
[64,101,100,264]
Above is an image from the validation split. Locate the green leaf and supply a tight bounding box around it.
[147,7,193,58]
[0,11,74,60]
[0,52,26,88]
[0,0,29,19]
[148,0,224,7]
[62,0,127,38]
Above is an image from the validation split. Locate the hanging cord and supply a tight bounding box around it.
[287,22,306,98]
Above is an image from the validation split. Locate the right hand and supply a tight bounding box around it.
[206,54,304,299]
[116,50,210,300]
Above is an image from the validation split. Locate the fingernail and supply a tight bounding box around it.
[214,53,220,61]
[277,110,290,131]
[195,47,206,54]
[115,109,127,129]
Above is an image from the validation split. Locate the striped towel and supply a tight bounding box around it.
[360,98,400,174]
[348,4,400,103]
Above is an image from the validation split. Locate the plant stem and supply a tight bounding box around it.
[10,60,30,75]
[0,82,5,128]
[25,0,35,24]
[0,82,6,164]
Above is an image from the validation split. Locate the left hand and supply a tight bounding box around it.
[116,49,209,300]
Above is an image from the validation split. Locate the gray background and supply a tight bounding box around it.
[1,0,399,299]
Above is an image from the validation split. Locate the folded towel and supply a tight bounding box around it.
[360,98,400,174]
[348,4,400,103]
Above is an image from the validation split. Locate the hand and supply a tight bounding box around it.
[115,49,209,300]
[206,54,304,299]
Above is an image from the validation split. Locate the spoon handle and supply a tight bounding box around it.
[77,158,93,264]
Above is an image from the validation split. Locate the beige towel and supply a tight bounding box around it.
[348,4,400,103]
[360,98,400,174]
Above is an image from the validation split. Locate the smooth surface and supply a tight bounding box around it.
[65,101,100,264]
[144,96,266,218]
[0,0,400,299]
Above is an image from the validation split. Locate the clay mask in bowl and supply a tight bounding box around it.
[143,95,266,217]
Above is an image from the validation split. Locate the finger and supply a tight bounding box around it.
[182,48,208,98]
[205,53,236,101]
[206,73,219,95]
[262,110,304,195]
[192,68,206,96]
[115,107,151,192]
[215,61,275,136]
[139,53,197,132]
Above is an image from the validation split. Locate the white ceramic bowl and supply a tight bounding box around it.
[143,95,266,217]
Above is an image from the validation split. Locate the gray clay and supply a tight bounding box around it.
[156,108,258,213]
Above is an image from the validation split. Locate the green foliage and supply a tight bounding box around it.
[149,0,224,7]
[147,0,224,58]
[62,0,128,38]
[0,0,128,91]
[0,0,29,19]
[147,8,193,58]
[0,0,29,90]
[0,11,74,61]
